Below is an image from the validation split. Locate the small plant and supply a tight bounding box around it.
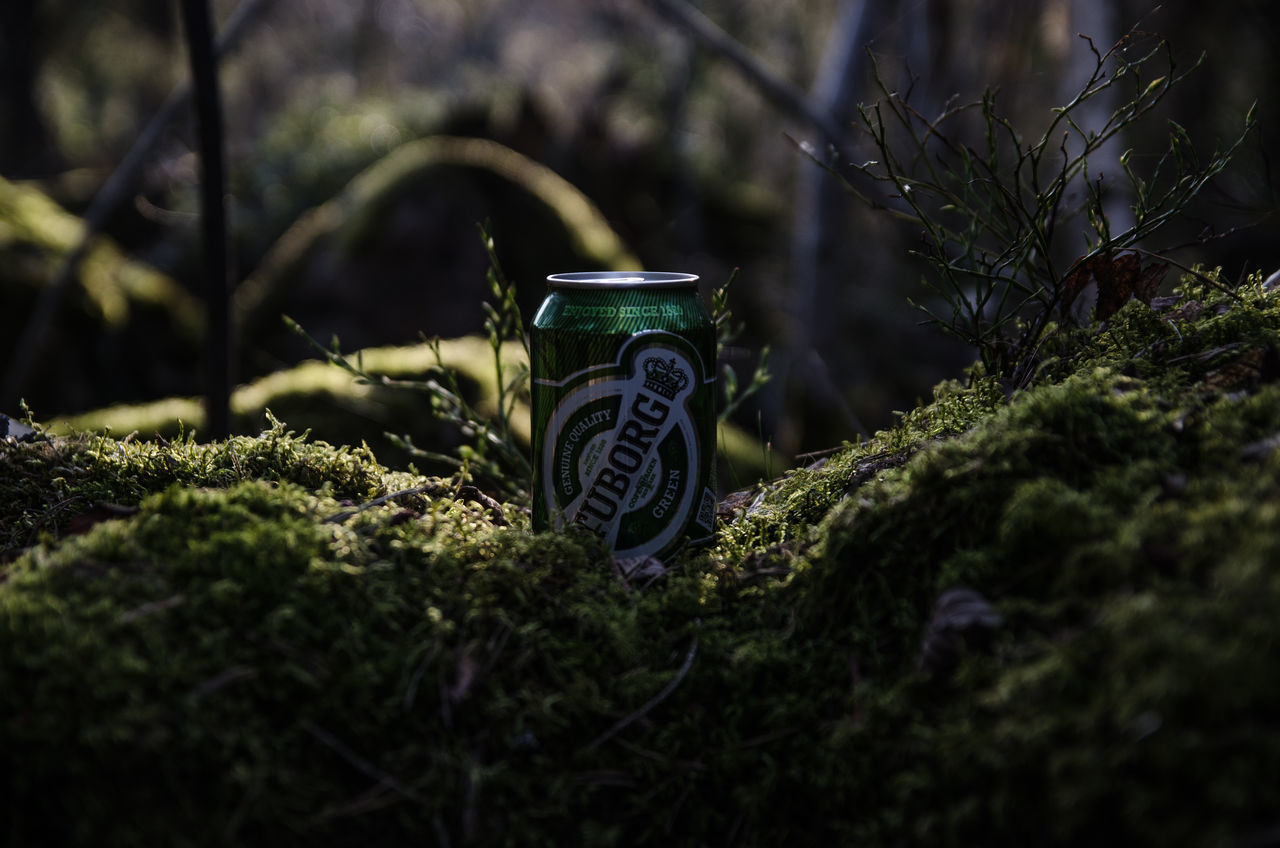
[820,30,1257,384]
[713,269,771,424]
[286,224,532,500]
[288,228,771,500]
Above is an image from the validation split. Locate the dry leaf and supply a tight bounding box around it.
[1061,251,1168,322]
[1202,345,1280,392]
[66,502,141,536]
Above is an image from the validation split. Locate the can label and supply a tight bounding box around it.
[537,330,715,559]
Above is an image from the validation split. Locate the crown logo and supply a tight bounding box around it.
[642,357,690,400]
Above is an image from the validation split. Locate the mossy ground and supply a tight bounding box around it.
[4,275,1280,846]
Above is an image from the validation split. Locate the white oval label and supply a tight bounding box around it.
[538,332,713,559]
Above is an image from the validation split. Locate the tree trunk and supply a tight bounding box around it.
[0,4,55,176]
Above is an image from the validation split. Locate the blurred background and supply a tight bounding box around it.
[1,0,1276,469]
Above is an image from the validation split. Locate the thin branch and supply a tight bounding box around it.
[587,636,698,750]
[322,483,455,524]
[636,0,851,153]
[300,719,425,804]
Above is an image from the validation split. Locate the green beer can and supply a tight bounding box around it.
[531,271,717,561]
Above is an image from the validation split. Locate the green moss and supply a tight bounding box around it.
[51,338,511,474]
[4,276,1280,845]
[0,418,395,557]
[55,335,775,484]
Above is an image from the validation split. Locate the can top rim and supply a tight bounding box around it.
[546,271,698,288]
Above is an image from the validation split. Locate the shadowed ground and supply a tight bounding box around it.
[3,270,1280,846]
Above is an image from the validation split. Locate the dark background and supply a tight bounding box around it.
[2,0,1276,460]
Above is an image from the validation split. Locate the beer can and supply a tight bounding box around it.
[531,271,717,560]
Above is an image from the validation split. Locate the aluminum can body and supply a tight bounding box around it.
[531,272,716,560]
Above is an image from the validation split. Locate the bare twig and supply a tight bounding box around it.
[635,0,850,153]
[311,783,403,822]
[300,718,425,804]
[456,485,510,526]
[735,726,801,749]
[403,645,441,713]
[836,26,1254,379]
[322,482,508,525]
[187,665,257,700]
[322,483,454,524]
[587,635,699,750]
[117,593,187,624]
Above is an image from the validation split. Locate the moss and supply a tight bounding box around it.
[55,336,775,484]
[51,338,513,474]
[0,418,395,557]
[4,276,1280,845]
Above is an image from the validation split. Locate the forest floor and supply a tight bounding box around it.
[3,271,1280,846]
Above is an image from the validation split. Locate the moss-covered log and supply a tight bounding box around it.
[49,335,774,486]
[0,175,203,413]
[3,274,1280,846]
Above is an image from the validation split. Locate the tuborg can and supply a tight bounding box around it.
[531,271,717,561]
